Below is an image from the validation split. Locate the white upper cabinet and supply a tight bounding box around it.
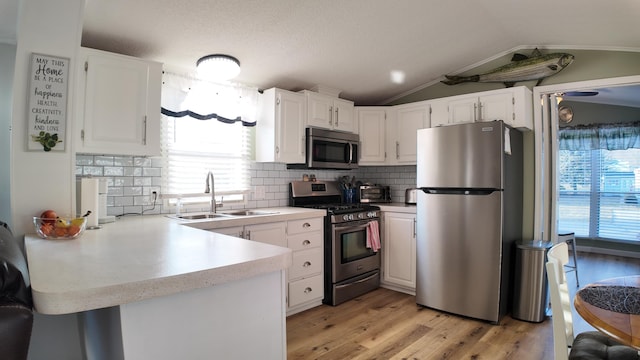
[356,107,388,165]
[256,88,306,164]
[75,47,162,155]
[388,101,430,165]
[303,91,355,133]
[432,86,533,130]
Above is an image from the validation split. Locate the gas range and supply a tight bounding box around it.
[289,180,379,222]
[289,179,381,306]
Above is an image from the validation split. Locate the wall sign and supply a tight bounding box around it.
[27,53,69,152]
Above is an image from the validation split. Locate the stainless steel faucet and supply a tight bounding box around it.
[204,171,216,213]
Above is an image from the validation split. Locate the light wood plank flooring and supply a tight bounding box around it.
[287,251,640,359]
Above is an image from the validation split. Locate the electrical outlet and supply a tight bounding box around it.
[254,186,265,200]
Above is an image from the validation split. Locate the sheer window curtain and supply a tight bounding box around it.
[159,72,258,207]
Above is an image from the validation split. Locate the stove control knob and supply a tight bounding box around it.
[342,215,349,221]
[368,211,377,218]
[358,213,365,219]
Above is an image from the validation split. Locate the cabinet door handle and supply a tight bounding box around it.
[396,141,400,159]
[335,107,339,127]
[245,230,251,240]
[142,115,147,145]
[413,218,417,237]
[304,287,313,293]
[473,103,478,122]
[329,106,333,126]
[303,261,311,267]
[302,240,311,246]
[275,146,279,154]
[303,222,311,228]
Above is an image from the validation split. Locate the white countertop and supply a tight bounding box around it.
[377,203,417,213]
[25,207,323,315]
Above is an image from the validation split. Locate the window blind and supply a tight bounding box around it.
[558,148,640,242]
[161,114,252,205]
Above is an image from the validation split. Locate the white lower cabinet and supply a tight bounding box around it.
[209,223,286,247]
[286,217,324,315]
[381,211,416,294]
[207,215,324,315]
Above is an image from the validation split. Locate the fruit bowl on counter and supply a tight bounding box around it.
[33,216,87,240]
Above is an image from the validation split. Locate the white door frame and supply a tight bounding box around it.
[532,75,640,242]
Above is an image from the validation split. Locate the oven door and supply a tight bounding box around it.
[331,219,380,283]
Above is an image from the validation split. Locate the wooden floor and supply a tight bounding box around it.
[286,251,640,360]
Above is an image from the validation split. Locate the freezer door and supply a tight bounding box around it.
[417,121,504,189]
[415,189,503,323]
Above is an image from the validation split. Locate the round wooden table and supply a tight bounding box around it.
[574,275,640,350]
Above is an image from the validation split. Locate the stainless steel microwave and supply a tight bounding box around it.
[289,127,359,170]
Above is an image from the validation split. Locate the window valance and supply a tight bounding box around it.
[558,122,640,151]
[161,71,258,126]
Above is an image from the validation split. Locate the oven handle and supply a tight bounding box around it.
[335,272,379,289]
[333,219,376,229]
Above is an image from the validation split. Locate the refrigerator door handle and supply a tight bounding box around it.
[419,188,501,196]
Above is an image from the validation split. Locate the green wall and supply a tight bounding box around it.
[389,49,640,105]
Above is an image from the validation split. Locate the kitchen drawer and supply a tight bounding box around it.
[290,248,322,279]
[287,231,323,251]
[288,274,323,308]
[287,217,323,235]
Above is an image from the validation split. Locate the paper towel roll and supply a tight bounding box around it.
[80,178,100,228]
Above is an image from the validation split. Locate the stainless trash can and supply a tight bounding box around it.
[512,240,553,322]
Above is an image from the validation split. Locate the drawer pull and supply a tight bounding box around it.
[303,261,311,267]
[302,222,311,228]
[304,287,313,293]
[302,240,311,246]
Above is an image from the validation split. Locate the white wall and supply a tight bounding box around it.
[12,1,85,359]
[0,43,15,224]
[12,0,83,235]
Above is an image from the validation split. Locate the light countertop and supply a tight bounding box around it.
[25,207,324,315]
[377,203,417,213]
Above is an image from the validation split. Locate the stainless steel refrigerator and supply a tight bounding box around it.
[415,120,522,324]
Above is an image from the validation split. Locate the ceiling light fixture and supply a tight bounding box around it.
[196,54,241,81]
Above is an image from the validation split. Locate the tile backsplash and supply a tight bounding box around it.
[76,154,417,217]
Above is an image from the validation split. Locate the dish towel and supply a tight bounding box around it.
[366,220,381,253]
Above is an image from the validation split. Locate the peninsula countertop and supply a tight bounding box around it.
[25,207,323,315]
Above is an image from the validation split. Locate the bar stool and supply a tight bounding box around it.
[556,232,579,286]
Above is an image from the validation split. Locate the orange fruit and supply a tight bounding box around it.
[40,223,54,236]
[55,227,67,237]
[67,225,81,237]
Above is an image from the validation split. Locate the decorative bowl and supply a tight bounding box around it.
[33,216,87,240]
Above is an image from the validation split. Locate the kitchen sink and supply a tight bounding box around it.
[168,213,233,220]
[221,210,279,216]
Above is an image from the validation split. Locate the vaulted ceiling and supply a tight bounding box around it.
[3,1,640,105]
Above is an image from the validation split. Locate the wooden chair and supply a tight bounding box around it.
[546,242,639,359]
[556,232,579,286]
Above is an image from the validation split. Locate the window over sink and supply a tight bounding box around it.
[160,72,257,208]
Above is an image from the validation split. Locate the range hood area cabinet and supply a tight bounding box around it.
[430,86,533,130]
[256,88,307,164]
[356,107,388,165]
[302,90,356,133]
[74,47,162,156]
